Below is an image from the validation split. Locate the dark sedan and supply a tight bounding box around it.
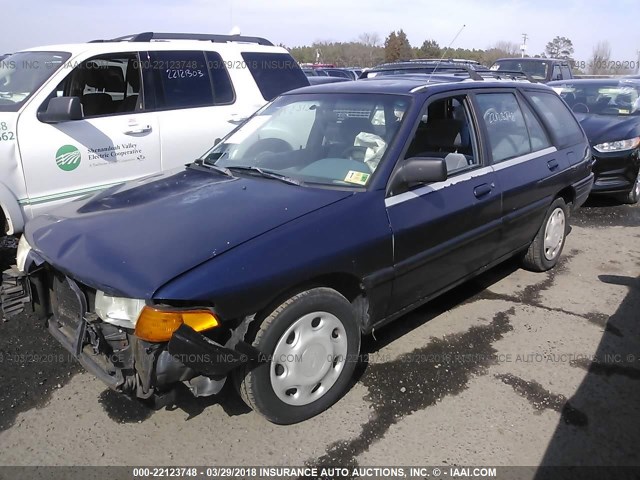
[550,79,640,204]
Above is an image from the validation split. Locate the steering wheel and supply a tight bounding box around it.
[244,138,293,164]
[572,103,589,113]
[341,146,368,161]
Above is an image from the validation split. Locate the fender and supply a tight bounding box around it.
[0,182,25,235]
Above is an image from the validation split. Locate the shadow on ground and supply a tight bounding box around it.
[534,274,640,476]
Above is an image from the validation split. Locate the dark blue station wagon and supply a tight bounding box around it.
[2,75,594,424]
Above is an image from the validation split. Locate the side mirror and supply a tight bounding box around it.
[37,96,83,123]
[214,138,221,146]
[389,157,448,194]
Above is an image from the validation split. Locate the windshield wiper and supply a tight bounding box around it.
[190,159,233,177]
[227,166,302,186]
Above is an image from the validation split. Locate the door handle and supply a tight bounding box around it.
[547,159,559,171]
[227,117,247,125]
[123,124,152,135]
[473,183,493,198]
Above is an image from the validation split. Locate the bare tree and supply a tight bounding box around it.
[494,41,520,56]
[358,32,381,47]
[483,41,521,66]
[588,41,611,75]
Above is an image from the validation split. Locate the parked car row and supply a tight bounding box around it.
[1,30,596,424]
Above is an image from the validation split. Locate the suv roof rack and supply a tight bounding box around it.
[89,32,274,46]
[477,69,535,82]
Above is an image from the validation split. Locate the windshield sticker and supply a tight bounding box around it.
[55,145,81,171]
[344,170,370,185]
[87,142,145,167]
[0,122,15,142]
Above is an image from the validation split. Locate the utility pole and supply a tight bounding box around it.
[521,33,528,58]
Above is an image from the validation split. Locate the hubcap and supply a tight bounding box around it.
[633,171,640,199]
[270,311,348,406]
[543,207,566,261]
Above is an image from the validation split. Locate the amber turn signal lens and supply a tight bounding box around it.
[134,306,219,342]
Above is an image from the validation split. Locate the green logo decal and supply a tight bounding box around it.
[55,145,81,171]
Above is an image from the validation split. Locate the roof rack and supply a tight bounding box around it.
[406,68,533,93]
[479,69,535,82]
[362,65,474,79]
[410,58,482,65]
[89,32,274,46]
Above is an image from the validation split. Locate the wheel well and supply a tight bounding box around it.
[557,187,575,207]
[254,273,367,327]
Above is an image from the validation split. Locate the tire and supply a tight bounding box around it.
[235,287,360,424]
[615,170,640,205]
[522,198,569,272]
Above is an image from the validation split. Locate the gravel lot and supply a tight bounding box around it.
[0,199,638,473]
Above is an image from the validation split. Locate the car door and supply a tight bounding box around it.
[472,90,566,257]
[148,49,259,170]
[385,92,502,314]
[17,52,161,218]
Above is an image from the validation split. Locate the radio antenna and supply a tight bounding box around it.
[427,24,467,83]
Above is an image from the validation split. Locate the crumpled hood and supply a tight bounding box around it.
[575,113,640,146]
[25,167,352,299]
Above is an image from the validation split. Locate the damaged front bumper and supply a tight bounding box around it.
[1,267,260,401]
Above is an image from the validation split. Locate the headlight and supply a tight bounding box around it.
[16,235,32,273]
[593,136,640,153]
[94,290,146,329]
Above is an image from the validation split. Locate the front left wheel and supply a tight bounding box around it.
[235,287,361,424]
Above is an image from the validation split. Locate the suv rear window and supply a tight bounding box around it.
[241,52,308,101]
[525,90,584,148]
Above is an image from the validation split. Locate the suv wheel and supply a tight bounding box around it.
[235,287,360,424]
[522,197,569,272]
[616,170,640,204]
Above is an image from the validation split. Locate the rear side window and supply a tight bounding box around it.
[525,91,584,148]
[204,52,235,104]
[241,52,308,101]
[150,51,213,109]
[475,92,530,163]
[520,100,552,151]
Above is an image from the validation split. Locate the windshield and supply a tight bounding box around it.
[491,60,549,80]
[0,51,70,111]
[553,82,640,116]
[203,93,410,187]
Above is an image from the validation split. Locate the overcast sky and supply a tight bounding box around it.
[2,0,639,63]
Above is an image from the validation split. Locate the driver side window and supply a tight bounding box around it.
[52,53,142,118]
[404,94,479,176]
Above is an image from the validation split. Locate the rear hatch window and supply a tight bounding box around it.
[241,52,309,101]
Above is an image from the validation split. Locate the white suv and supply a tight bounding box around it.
[0,32,308,236]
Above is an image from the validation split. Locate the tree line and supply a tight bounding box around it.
[286,31,638,75]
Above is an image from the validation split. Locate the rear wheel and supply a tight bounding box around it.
[235,287,360,424]
[522,198,569,272]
